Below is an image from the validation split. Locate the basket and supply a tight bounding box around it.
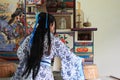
[83,64,99,80]
[0,62,17,78]
[0,59,7,62]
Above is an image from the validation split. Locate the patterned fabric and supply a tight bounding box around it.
[51,36,85,80]
[11,33,84,80]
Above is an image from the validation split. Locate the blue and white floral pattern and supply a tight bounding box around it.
[12,34,84,80]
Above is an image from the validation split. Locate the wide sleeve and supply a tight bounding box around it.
[12,36,31,80]
[52,37,85,80]
[16,36,30,61]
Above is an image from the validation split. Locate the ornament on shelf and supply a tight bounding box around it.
[76,1,84,28]
[59,17,66,29]
[76,10,84,28]
[60,1,67,12]
[83,18,91,27]
[46,0,58,12]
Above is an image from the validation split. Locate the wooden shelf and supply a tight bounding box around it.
[26,12,35,15]
[71,28,97,31]
[26,12,73,15]
[49,12,73,15]
[26,4,42,6]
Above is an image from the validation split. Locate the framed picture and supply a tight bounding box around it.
[75,31,93,42]
[53,13,73,29]
[0,0,25,51]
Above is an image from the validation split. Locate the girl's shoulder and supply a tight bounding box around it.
[20,34,31,45]
[52,35,60,42]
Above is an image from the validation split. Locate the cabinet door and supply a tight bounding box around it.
[74,31,94,64]
[56,32,74,51]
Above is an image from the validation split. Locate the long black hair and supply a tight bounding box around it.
[22,12,56,79]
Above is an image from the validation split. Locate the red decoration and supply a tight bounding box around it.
[61,38,66,43]
[76,47,88,52]
[76,48,83,52]
[83,48,88,52]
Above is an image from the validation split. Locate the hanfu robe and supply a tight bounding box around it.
[11,33,85,80]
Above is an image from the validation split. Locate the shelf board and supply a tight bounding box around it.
[26,12,73,15]
[26,12,35,15]
[26,3,42,6]
[71,27,97,31]
[49,12,73,15]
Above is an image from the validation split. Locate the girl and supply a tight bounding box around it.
[12,12,85,80]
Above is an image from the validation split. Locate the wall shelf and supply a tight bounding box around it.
[49,12,73,15]
[71,28,97,31]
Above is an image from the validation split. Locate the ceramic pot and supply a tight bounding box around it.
[83,21,91,27]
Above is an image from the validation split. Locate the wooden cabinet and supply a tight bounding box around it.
[25,0,97,64]
[25,0,74,33]
[72,28,97,64]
